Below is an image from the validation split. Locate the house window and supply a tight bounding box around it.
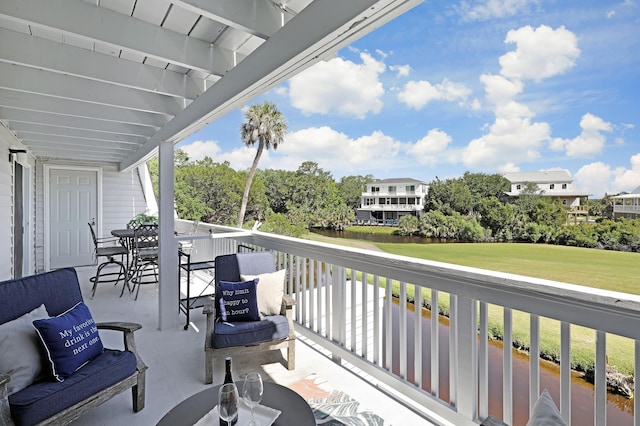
[516,184,521,190]
[562,200,567,205]
[562,183,567,189]
[371,186,380,193]
[550,184,555,190]
[388,186,396,193]
[405,185,415,192]
[408,197,416,205]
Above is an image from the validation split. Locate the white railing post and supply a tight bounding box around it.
[455,295,478,420]
[332,266,346,364]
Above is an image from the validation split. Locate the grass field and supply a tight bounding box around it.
[304,234,639,376]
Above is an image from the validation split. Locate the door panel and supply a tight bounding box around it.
[50,169,97,268]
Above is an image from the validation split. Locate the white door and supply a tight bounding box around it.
[49,169,97,268]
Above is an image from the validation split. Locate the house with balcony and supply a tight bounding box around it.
[612,185,640,218]
[503,170,591,222]
[356,178,428,225]
[2,2,640,426]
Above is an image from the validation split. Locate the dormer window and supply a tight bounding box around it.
[516,184,521,190]
[562,183,567,189]
[550,184,555,190]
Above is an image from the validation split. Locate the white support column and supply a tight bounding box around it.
[158,140,178,330]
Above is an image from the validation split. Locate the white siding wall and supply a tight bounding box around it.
[34,162,152,273]
[0,126,36,280]
[0,132,15,280]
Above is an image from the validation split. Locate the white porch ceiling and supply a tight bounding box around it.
[0,0,423,171]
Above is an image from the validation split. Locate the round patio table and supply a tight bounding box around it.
[157,381,315,426]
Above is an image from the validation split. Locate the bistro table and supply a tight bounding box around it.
[111,228,136,294]
[157,381,316,426]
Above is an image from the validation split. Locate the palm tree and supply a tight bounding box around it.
[237,101,287,228]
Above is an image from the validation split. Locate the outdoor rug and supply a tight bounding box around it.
[289,373,389,426]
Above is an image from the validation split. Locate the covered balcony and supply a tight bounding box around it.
[56,219,640,425]
[2,1,640,425]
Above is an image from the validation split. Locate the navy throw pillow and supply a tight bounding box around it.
[218,279,260,322]
[32,302,104,381]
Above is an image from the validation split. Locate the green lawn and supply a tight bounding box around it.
[305,235,639,376]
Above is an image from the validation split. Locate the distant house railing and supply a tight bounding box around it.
[176,219,640,425]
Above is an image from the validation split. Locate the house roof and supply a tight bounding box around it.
[612,186,640,199]
[0,0,423,172]
[503,171,572,184]
[372,178,428,185]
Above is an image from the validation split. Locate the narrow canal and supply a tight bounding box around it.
[385,301,633,425]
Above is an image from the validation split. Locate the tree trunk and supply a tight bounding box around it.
[237,142,264,228]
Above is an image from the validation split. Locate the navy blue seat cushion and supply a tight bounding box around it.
[213,315,289,349]
[8,349,137,426]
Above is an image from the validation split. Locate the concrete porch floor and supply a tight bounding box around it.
[70,266,431,425]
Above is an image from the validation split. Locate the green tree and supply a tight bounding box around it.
[258,168,296,214]
[424,177,473,215]
[338,175,375,211]
[398,215,419,236]
[238,101,287,227]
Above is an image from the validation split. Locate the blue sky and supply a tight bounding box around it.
[178,0,640,198]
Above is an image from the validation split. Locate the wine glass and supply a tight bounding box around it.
[218,383,238,425]
[242,372,264,426]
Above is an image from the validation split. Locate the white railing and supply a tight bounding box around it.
[614,204,640,213]
[178,220,640,425]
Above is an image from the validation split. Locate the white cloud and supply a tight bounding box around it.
[406,129,452,165]
[179,140,268,171]
[574,154,640,198]
[456,0,537,21]
[574,162,613,197]
[613,153,640,192]
[500,25,580,82]
[606,10,616,18]
[179,140,221,162]
[397,78,473,109]
[275,126,405,176]
[390,64,411,77]
[462,116,550,169]
[550,113,612,157]
[288,52,385,119]
[480,74,524,106]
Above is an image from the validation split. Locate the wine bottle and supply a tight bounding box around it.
[223,357,233,384]
[220,357,237,426]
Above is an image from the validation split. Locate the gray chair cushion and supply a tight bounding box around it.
[212,315,289,349]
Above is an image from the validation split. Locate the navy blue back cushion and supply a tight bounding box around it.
[0,268,83,324]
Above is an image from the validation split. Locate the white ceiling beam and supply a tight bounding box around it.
[0,28,202,100]
[0,0,234,76]
[172,0,283,39]
[23,138,135,151]
[0,62,182,116]
[0,108,156,137]
[120,0,424,171]
[11,123,148,145]
[0,89,167,128]
[17,133,140,149]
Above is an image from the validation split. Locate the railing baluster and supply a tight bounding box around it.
[449,294,458,406]
[301,257,307,327]
[400,281,407,380]
[325,264,331,340]
[456,295,478,420]
[362,272,368,359]
[635,340,640,426]
[414,284,422,388]
[385,277,393,371]
[503,307,513,424]
[479,301,488,419]
[332,266,346,361]
[308,259,315,330]
[560,321,571,424]
[529,314,540,415]
[373,275,380,366]
[595,330,607,425]
[431,289,439,397]
[351,268,357,353]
